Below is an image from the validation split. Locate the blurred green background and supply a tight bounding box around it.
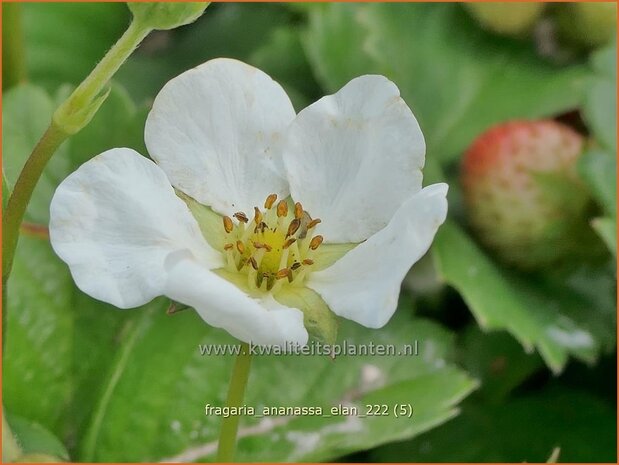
[2,2,617,462]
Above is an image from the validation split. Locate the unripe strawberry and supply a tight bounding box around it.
[556,3,617,49]
[464,3,546,36]
[461,120,592,269]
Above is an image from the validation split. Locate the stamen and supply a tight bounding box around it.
[294,202,304,219]
[257,272,270,289]
[236,240,245,254]
[309,235,324,250]
[253,248,266,267]
[264,193,278,209]
[253,207,263,225]
[276,268,291,280]
[282,238,296,249]
[290,262,302,271]
[295,268,308,283]
[223,216,233,233]
[277,200,288,217]
[307,218,321,230]
[241,223,255,243]
[233,212,248,223]
[278,247,290,270]
[290,239,302,263]
[247,262,258,290]
[219,198,326,292]
[253,242,273,252]
[287,218,301,238]
[226,247,236,270]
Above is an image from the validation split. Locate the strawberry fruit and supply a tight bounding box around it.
[461,120,594,269]
[464,3,546,36]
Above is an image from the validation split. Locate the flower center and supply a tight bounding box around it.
[221,194,323,294]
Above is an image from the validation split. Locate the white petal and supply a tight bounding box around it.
[49,148,221,309]
[164,256,308,347]
[307,184,448,328]
[145,58,296,217]
[283,75,425,243]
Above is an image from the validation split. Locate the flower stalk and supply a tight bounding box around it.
[217,343,252,462]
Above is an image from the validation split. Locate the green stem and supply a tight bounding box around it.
[2,124,68,283]
[2,3,28,88]
[2,19,151,286]
[54,20,151,131]
[217,343,252,462]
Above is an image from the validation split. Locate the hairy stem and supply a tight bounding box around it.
[217,343,252,462]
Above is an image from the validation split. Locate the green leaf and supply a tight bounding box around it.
[2,82,150,456]
[2,84,70,224]
[249,26,321,111]
[304,3,588,162]
[458,326,543,403]
[578,149,617,218]
[371,387,616,462]
[7,415,70,461]
[116,3,296,103]
[433,221,613,373]
[303,5,379,95]
[579,44,617,254]
[21,3,129,92]
[583,43,617,152]
[3,236,74,431]
[3,414,22,462]
[592,217,617,255]
[2,231,157,455]
[77,307,476,461]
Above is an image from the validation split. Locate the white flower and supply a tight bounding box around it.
[49,58,448,347]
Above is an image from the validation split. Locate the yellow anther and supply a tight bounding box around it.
[277,200,288,217]
[286,218,301,238]
[253,242,273,252]
[253,207,263,225]
[276,268,291,280]
[236,240,245,254]
[264,193,278,209]
[307,218,321,229]
[294,202,304,219]
[223,216,233,233]
[283,238,297,249]
[254,221,268,234]
[219,198,324,289]
[309,235,324,250]
[233,212,249,223]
